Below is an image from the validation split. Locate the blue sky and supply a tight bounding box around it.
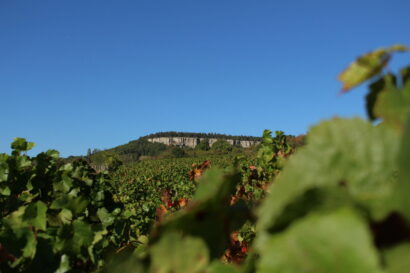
[1,0,409,156]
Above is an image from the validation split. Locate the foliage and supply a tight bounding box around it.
[110,155,248,236]
[170,146,186,158]
[0,143,136,272]
[211,140,233,153]
[255,130,292,181]
[116,139,167,156]
[195,139,210,151]
[88,152,123,172]
[285,134,305,148]
[86,139,169,166]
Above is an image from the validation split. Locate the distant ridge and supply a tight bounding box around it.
[74,131,304,166]
[81,131,264,165]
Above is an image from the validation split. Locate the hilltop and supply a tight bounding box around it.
[76,131,304,171]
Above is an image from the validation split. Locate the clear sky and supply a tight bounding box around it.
[1,0,409,157]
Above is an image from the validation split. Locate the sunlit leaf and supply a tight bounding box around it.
[338,44,409,92]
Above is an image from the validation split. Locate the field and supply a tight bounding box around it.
[111,154,258,236]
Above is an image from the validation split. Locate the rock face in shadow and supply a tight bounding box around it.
[147,137,259,148]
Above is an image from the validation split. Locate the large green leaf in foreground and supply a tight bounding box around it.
[257,208,383,273]
[383,243,410,273]
[149,232,209,273]
[396,117,410,220]
[257,118,400,233]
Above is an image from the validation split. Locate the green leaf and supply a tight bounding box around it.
[206,261,239,273]
[55,254,71,273]
[58,208,73,224]
[401,66,410,85]
[257,146,274,163]
[0,185,11,195]
[72,220,94,250]
[18,191,38,203]
[50,195,89,215]
[53,176,73,193]
[193,168,239,203]
[338,44,409,92]
[257,208,383,273]
[46,149,60,159]
[149,232,209,273]
[15,155,32,168]
[0,153,9,182]
[23,201,48,230]
[57,220,94,257]
[366,74,396,121]
[11,138,35,152]
[4,202,47,231]
[20,228,37,259]
[266,187,351,234]
[383,243,410,273]
[88,229,108,263]
[97,207,115,228]
[374,78,410,130]
[262,130,273,144]
[257,118,400,232]
[0,225,37,260]
[104,255,145,273]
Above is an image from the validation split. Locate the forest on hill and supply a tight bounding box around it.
[142,131,263,141]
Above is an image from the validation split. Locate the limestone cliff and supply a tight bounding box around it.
[147,137,259,148]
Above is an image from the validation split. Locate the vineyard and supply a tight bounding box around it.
[1,45,410,272]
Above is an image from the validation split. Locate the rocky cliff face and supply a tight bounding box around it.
[147,137,259,148]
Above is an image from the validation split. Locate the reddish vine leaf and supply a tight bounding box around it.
[223,231,249,264]
[155,204,168,222]
[178,198,188,208]
[189,161,211,181]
